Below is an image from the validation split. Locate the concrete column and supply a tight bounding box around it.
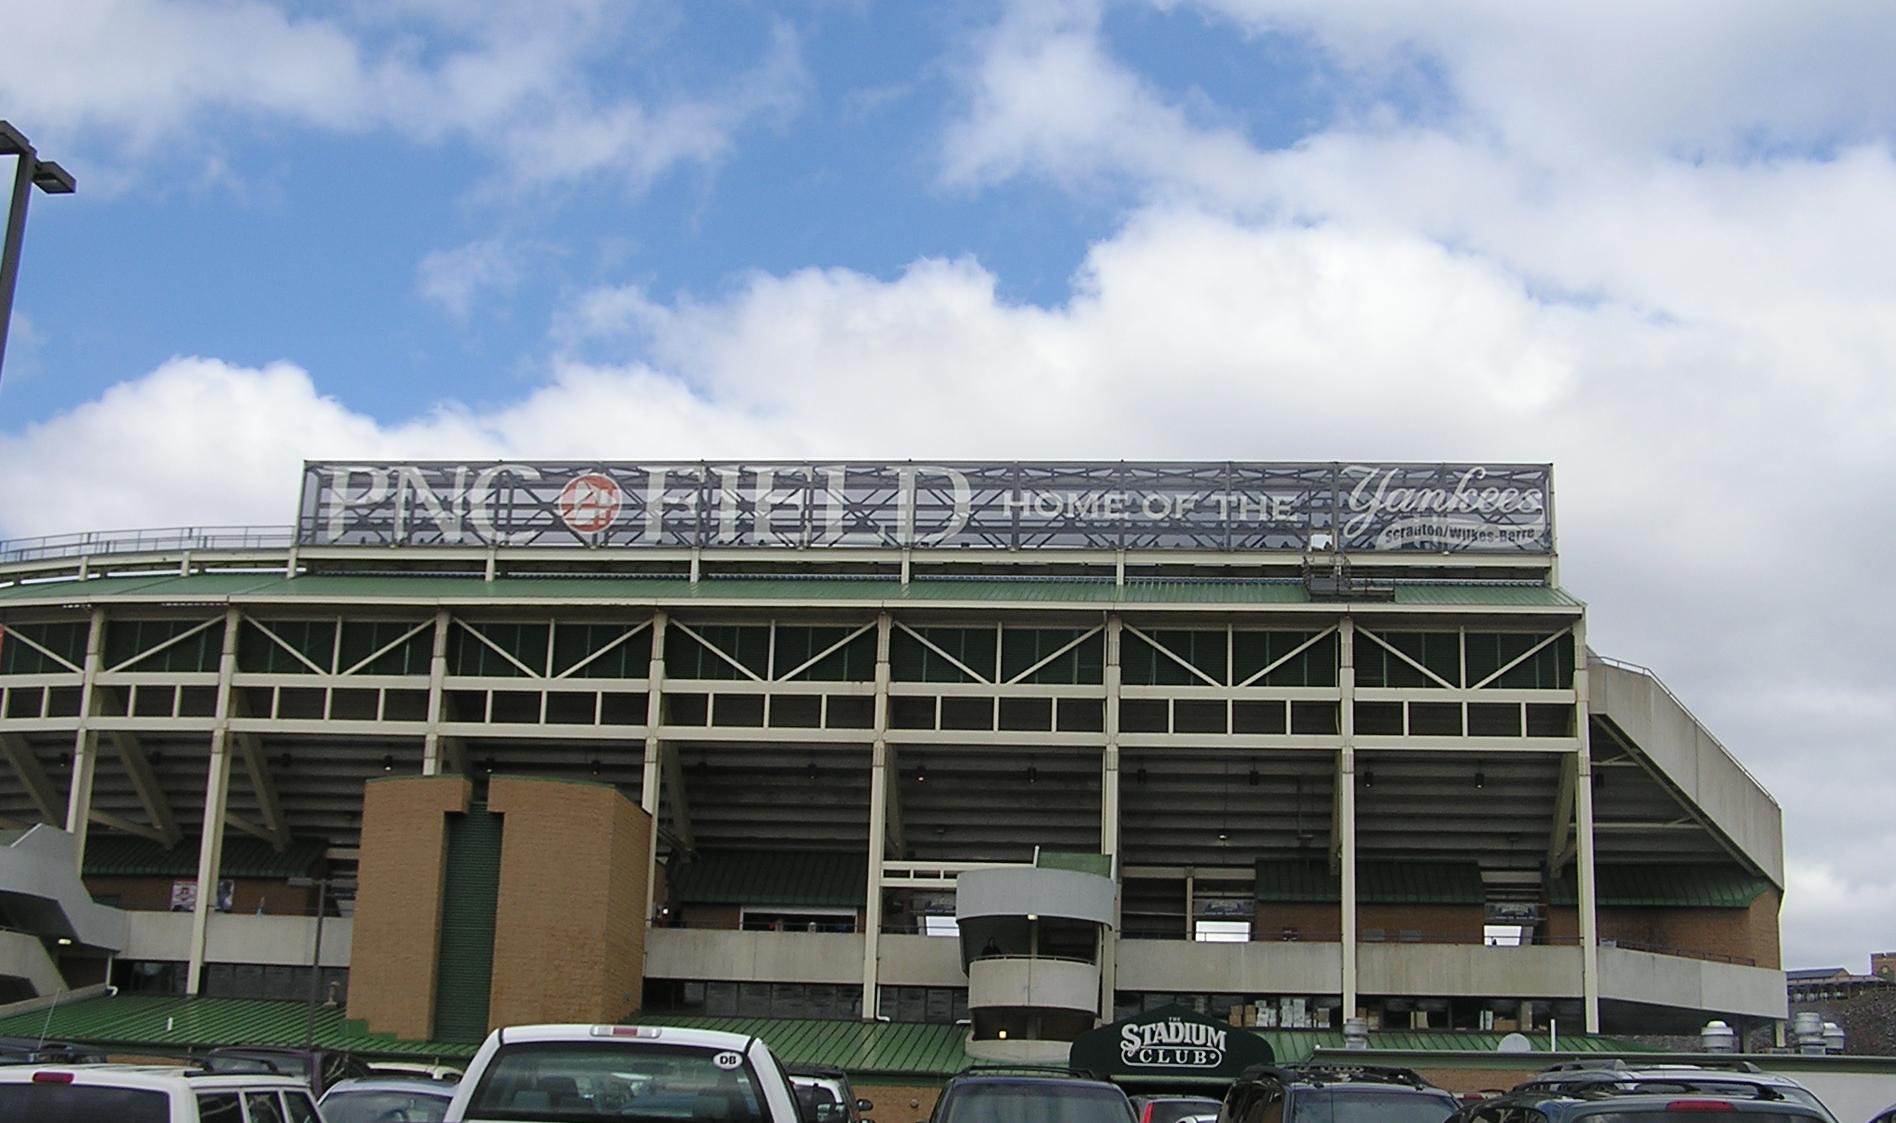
[421,609,451,776]
[1099,614,1123,1020]
[63,607,107,868]
[641,611,669,923]
[860,613,893,1020]
[1572,618,1600,1033]
[1338,617,1358,1018]
[186,607,242,995]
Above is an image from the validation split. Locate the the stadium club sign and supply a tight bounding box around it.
[1069,1005,1274,1080]
[297,461,1552,554]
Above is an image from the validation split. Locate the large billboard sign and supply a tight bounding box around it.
[297,461,1553,554]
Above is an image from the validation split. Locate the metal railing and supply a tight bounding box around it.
[0,525,295,566]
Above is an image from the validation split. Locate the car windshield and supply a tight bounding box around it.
[792,1077,851,1123]
[1289,1091,1456,1123]
[322,1088,453,1123]
[941,1083,1136,1123]
[465,1040,766,1123]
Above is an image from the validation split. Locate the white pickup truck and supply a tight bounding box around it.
[444,1023,807,1123]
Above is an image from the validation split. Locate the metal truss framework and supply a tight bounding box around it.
[0,594,1625,1029]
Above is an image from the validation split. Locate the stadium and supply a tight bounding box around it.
[0,460,1786,1072]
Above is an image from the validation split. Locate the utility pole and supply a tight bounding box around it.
[0,121,76,385]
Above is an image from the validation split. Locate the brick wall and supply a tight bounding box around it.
[487,776,652,1028]
[1546,888,1780,966]
[345,774,471,1039]
[1253,903,1482,943]
[86,876,317,915]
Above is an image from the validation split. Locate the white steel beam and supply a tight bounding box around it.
[1573,617,1600,1033]
[1338,617,1358,1019]
[63,607,106,870]
[422,609,450,775]
[860,613,893,1021]
[186,608,242,995]
[100,711,181,849]
[1099,614,1123,1021]
[0,731,63,823]
[641,611,669,923]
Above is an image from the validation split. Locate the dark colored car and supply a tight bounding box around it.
[930,1072,1137,1123]
[1131,1095,1223,1123]
[1507,1061,1839,1123]
[1449,1077,1832,1123]
[790,1063,875,1123]
[1220,1063,1460,1123]
[203,1044,373,1098]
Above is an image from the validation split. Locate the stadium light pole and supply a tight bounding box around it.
[0,121,77,386]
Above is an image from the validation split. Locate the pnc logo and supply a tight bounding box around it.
[557,472,624,534]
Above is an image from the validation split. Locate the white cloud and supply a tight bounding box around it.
[416,239,525,321]
[0,1,807,192]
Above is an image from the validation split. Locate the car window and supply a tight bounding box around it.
[199,1092,246,1123]
[246,1090,288,1123]
[940,1083,1136,1123]
[466,1040,768,1122]
[1289,1090,1457,1123]
[0,1085,169,1123]
[283,1089,323,1123]
[322,1089,452,1123]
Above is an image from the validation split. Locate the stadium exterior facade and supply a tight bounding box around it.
[0,461,1786,1051]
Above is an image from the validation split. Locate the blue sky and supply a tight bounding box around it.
[4,0,1896,968]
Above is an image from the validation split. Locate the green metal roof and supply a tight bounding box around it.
[83,835,327,879]
[1255,860,1486,904]
[0,995,1663,1078]
[670,850,868,908]
[640,1015,972,1078]
[1548,864,1773,908]
[0,572,1583,611]
[1036,851,1113,877]
[0,995,478,1060]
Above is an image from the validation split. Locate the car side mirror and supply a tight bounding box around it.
[858,1100,875,1112]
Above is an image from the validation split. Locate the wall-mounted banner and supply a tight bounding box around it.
[297,461,1552,554]
[1069,1004,1275,1081]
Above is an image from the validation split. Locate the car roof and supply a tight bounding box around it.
[950,1075,1126,1090]
[1506,1090,1827,1117]
[491,1024,760,1052]
[323,1075,459,1098]
[0,1063,310,1091]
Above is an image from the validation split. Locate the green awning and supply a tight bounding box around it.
[83,835,327,880]
[1037,851,1113,877]
[1255,860,1485,904]
[1549,864,1772,908]
[669,850,868,909]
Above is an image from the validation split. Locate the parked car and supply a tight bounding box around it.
[1220,1063,1459,1123]
[0,1062,321,1122]
[204,1044,373,1099]
[444,1023,804,1123]
[0,1037,106,1065]
[1869,1100,1896,1123]
[1509,1060,1840,1123]
[929,1071,1137,1123]
[321,1074,459,1123]
[789,1063,874,1123]
[1449,1075,1833,1123]
[1131,1094,1223,1123]
[368,1060,465,1081]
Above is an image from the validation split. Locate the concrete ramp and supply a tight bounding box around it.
[0,825,128,952]
[0,929,64,998]
[1588,657,1783,886]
